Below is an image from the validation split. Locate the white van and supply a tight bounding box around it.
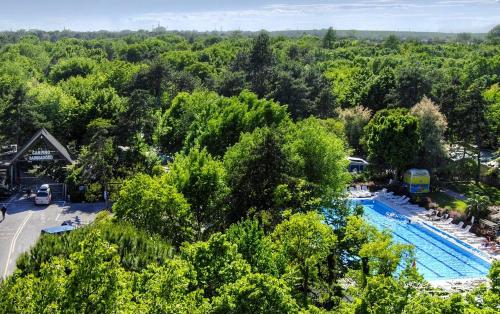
[35,185,52,205]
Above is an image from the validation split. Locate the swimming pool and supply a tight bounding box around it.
[357,199,490,281]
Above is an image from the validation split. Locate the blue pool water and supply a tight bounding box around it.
[357,199,490,280]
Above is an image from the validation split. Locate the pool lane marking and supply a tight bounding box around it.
[371,215,473,276]
[369,204,487,274]
[4,211,32,278]
[374,199,486,266]
[420,222,491,262]
[366,212,471,276]
[366,216,445,278]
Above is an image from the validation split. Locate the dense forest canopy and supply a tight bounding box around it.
[0,27,499,313]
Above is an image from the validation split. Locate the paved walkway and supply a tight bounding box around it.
[442,188,468,201]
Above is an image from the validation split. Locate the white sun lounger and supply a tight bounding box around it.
[462,236,485,244]
[355,185,371,197]
[441,221,464,231]
[349,187,360,197]
[387,195,402,201]
[435,217,453,225]
[393,197,409,205]
[456,225,472,234]
[361,186,372,197]
[404,205,422,211]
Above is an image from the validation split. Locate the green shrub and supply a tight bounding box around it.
[16,219,174,276]
[84,182,102,202]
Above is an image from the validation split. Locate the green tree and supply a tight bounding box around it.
[166,147,229,237]
[210,273,299,314]
[181,233,251,298]
[362,108,421,177]
[272,211,337,305]
[348,273,421,314]
[322,27,337,49]
[410,96,448,170]
[389,65,431,108]
[135,260,208,313]
[224,127,289,223]
[50,57,96,82]
[226,219,276,274]
[194,91,289,156]
[383,35,400,50]
[248,31,274,97]
[160,91,221,153]
[76,118,117,194]
[113,173,195,245]
[488,260,500,294]
[62,231,134,313]
[466,193,491,219]
[342,216,413,287]
[337,105,372,154]
[286,118,350,209]
[487,24,500,42]
[456,32,472,43]
[483,83,500,143]
[361,67,396,111]
[459,79,493,182]
[120,89,158,144]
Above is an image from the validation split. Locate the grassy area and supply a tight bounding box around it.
[427,191,468,213]
[448,182,500,204]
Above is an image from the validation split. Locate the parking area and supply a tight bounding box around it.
[0,193,104,278]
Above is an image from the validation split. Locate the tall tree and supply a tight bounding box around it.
[337,105,372,154]
[166,147,230,237]
[410,96,448,171]
[388,65,431,108]
[113,173,195,245]
[487,24,500,43]
[224,127,289,223]
[322,27,337,49]
[271,211,337,305]
[248,31,274,97]
[211,273,299,314]
[362,108,421,177]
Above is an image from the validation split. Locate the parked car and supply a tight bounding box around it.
[41,225,75,234]
[35,185,52,205]
[38,184,50,192]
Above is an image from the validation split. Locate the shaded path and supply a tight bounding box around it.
[442,188,467,201]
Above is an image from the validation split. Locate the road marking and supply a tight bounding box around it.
[4,211,32,278]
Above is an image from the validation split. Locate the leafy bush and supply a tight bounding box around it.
[466,193,491,219]
[16,215,174,275]
[112,173,195,245]
[84,182,102,202]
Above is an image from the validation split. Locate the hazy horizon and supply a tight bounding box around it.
[0,0,499,33]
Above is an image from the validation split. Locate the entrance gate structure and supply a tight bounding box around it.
[0,129,74,200]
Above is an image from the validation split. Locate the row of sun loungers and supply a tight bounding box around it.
[376,189,423,209]
[374,189,500,258]
[427,215,500,256]
[348,185,372,198]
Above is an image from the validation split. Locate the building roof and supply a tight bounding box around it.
[348,157,369,164]
[405,168,429,176]
[8,129,74,165]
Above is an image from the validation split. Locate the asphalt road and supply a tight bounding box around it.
[0,194,104,278]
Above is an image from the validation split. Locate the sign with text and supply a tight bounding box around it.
[28,149,54,161]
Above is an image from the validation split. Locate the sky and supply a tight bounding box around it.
[0,0,499,33]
